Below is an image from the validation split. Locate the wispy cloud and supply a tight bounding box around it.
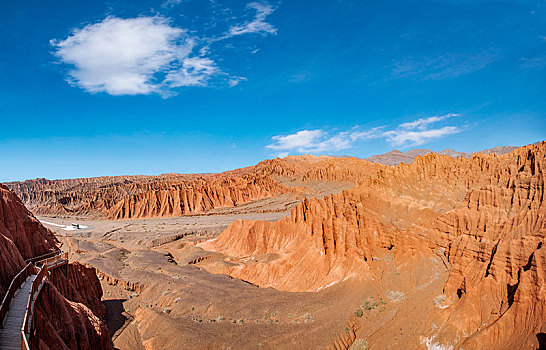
[383,126,460,147]
[165,56,218,88]
[520,55,546,70]
[266,114,462,155]
[266,128,383,156]
[228,76,247,87]
[391,53,497,80]
[385,114,460,146]
[226,2,277,37]
[161,0,185,8]
[290,71,312,83]
[51,16,217,96]
[398,114,458,130]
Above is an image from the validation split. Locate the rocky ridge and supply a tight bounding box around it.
[0,184,111,349]
[199,142,545,349]
[5,146,516,220]
[5,155,382,220]
[363,145,518,166]
[0,183,58,299]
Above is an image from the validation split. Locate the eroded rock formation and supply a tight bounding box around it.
[200,143,545,349]
[5,146,516,221]
[5,155,382,220]
[0,184,111,350]
[108,174,297,219]
[0,184,57,300]
[32,264,112,350]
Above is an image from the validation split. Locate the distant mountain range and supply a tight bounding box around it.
[364,145,518,166]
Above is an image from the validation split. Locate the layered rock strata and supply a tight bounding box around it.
[6,156,382,219]
[0,183,57,299]
[200,143,545,349]
[32,263,112,350]
[0,184,111,349]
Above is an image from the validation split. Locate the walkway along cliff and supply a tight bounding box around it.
[0,184,111,349]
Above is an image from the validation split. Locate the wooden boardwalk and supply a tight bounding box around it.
[0,274,36,350]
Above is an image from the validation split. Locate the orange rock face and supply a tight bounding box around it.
[0,184,111,350]
[32,264,112,350]
[6,155,382,219]
[47,262,108,319]
[200,142,546,349]
[5,174,202,218]
[108,174,296,219]
[0,184,57,299]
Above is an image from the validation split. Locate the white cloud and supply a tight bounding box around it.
[165,56,218,88]
[383,126,460,147]
[226,2,277,37]
[51,16,218,96]
[385,114,460,146]
[228,76,247,87]
[266,128,382,155]
[266,114,462,155]
[52,2,279,96]
[399,113,458,130]
[267,130,325,152]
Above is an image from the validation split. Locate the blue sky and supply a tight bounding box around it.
[1,0,545,181]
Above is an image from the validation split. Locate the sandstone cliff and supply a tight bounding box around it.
[108,174,296,219]
[0,184,111,349]
[0,184,57,300]
[200,142,545,349]
[32,263,111,350]
[6,155,382,220]
[5,174,198,218]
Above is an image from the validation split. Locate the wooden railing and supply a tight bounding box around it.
[35,252,68,270]
[21,251,68,349]
[0,263,35,328]
[20,265,47,350]
[0,251,68,350]
[24,251,59,265]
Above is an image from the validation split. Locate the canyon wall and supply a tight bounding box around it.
[5,174,201,218]
[0,184,57,300]
[200,143,545,349]
[5,155,383,220]
[5,147,513,221]
[108,174,296,219]
[32,263,112,350]
[6,167,297,219]
[0,184,111,349]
